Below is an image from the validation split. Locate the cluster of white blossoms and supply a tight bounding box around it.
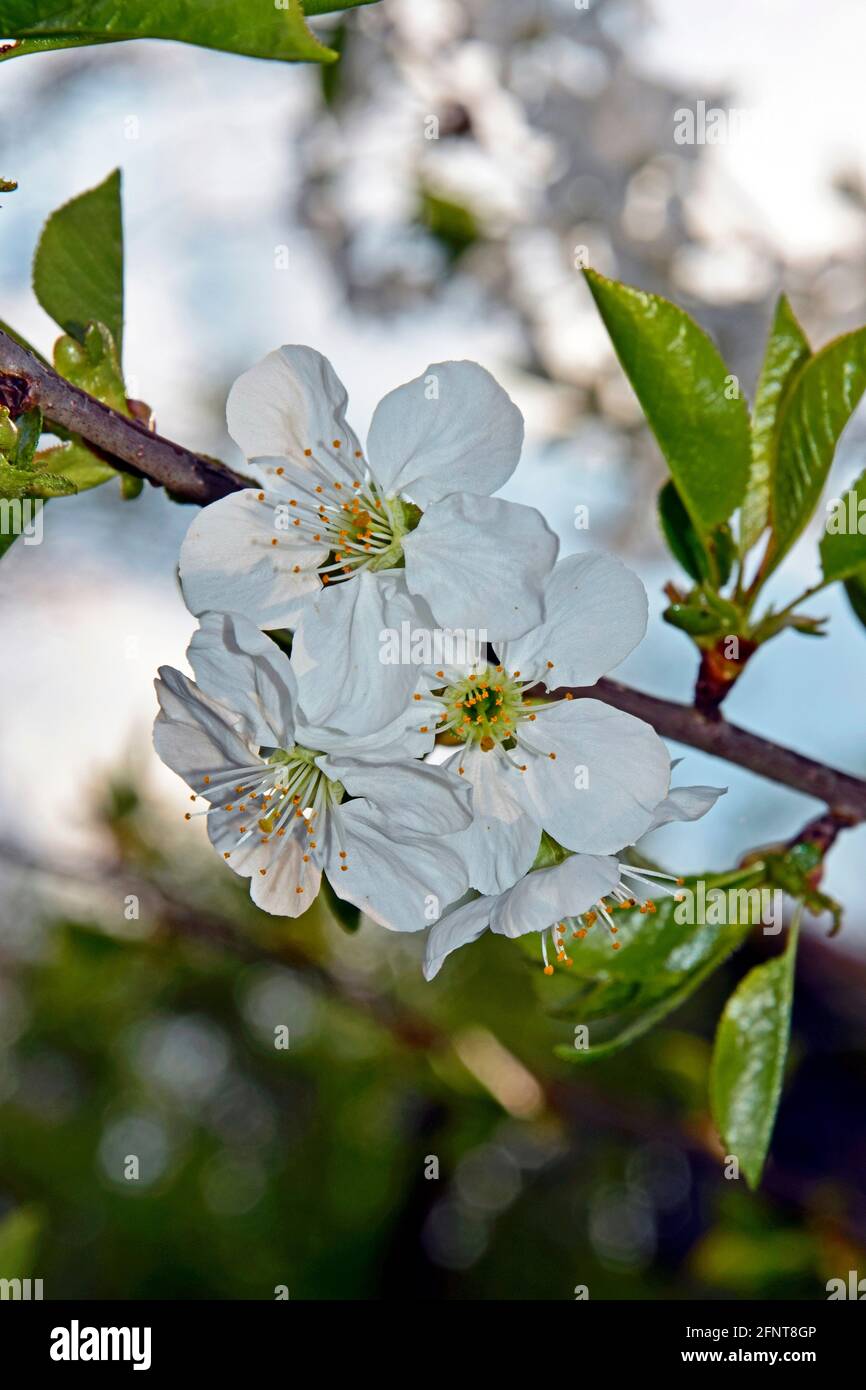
[155,347,723,979]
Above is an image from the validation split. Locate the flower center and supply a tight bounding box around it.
[259,440,422,586]
[434,664,542,751]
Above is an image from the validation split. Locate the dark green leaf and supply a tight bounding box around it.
[658,480,711,582]
[0,1,339,63]
[553,872,761,1062]
[771,326,866,571]
[820,466,866,582]
[584,269,751,531]
[844,570,866,630]
[33,170,124,354]
[710,917,799,1189]
[742,295,810,554]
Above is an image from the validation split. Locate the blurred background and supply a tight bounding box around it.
[0,0,865,1299]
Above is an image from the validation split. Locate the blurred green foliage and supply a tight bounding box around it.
[0,774,862,1299]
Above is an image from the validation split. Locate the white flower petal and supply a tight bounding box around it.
[403,493,558,639]
[500,552,648,688]
[249,840,323,918]
[330,802,470,932]
[366,360,524,506]
[226,345,361,463]
[521,699,670,854]
[291,570,430,736]
[490,853,620,939]
[643,783,726,834]
[187,612,297,748]
[439,744,540,895]
[423,895,496,981]
[153,666,257,784]
[180,489,325,626]
[319,757,472,836]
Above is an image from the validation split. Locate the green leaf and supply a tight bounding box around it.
[0,1205,42,1278]
[770,326,866,571]
[742,295,810,555]
[819,466,866,582]
[658,480,711,582]
[34,170,124,355]
[552,871,762,1062]
[35,440,116,491]
[12,407,43,467]
[844,570,866,630]
[0,1,340,64]
[584,269,751,531]
[710,917,799,1189]
[419,188,479,262]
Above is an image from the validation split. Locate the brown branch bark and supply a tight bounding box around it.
[0,327,249,504]
[549,678,866,823]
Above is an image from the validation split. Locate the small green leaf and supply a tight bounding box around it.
[819,466,866,582]
[658,480,711,582]
[742,295,810,555]
[0,0,341,64]
[12,406,43,467]
[710,917,799,1189]
[552,871,761,1061]
[419,188,479,262]
[844,570,866,630]
[585,269,751,531]
[771,327,866,571]
[34,170,124,354]
[36,441,116,491]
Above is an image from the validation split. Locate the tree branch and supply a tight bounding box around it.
[3,325,864,823]
[0,327,249,504]
[552,678,866,823]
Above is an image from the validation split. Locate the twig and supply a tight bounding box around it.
[0,327,249,504]
[548,678,866,823]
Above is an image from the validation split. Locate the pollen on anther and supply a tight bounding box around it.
[332,439,341,448]
[223,852,231,859]
[548,752,557,761]
[543,965,554,976]
[203,776,211,785]
[271,538,278,546]
[547,661,554,669]
[259,868,267,876]
[295,886,304,894]
[184,812,191,821]
[257,492,265,501]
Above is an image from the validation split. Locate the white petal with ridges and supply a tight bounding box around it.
[227,346,361,464]
[366,360,524,505]
[180,489,325,626]
[403,493,558,639]
[521,699,670,854]
[500,552,648,689]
